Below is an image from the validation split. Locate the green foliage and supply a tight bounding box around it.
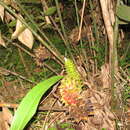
[117,5,130,22]
[0,81,2,87]
[48,122,75,130]
[8,20,17,27]
[10,76,63,130]
[60,122,71,128]
[48,127,57,130]
[44,6,57,16]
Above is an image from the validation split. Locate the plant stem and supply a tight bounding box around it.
[55,0,74,61]
[111,0,120,108]
[74,0,80,26]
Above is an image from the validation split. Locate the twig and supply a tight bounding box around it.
[74,0,80,26]
[78,0,86,41]
[12,42,34,57]
[43,99,57,130]
[41,0,51,24]
[18,48,31,78]
[0,67,35,83]
[0,102,66,112]
[47,112,64,129]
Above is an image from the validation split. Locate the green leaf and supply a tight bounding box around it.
[60,122,71,128]
[66,128,75,130]
[8,20,16,27]
[10,76,63,130]
[44,6,57,16]
[117,5,130,22]
[48,127,57,130]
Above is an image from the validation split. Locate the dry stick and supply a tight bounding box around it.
[77,0,90,73]
[0,67,35,83]
[43,99,57,130]
[47,112,64,129]
[40,82,60,106]
[0,102,18,108]
[78,0,86,41]
[18,48,31,78]
[41,0,51,24]
[17,76,25,89]
[11,42,34,57]
[0,102,66,112]
[99,0,114,89]
[12,67,26,89]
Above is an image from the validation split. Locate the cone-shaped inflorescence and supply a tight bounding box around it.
[59,58,83,106]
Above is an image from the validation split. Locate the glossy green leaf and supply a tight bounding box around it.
[10,76,63,130]
[44,6,57,16]
[117,5,130,22]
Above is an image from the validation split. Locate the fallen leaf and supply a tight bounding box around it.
[2,107,13,125]
[18,28,34,49]
[0,107,13,130]
[0,33,6,47]
[0,5,4,22]
[0,112,6,130]
[5,11,15,23]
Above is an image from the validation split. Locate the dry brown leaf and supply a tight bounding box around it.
[4,0,19,10]
[4,0,12,5]
[5,11,15,23]
[18,28,34,49]
[0,107,13,130]
[0,112,7,130]
[0,33,6,47]
[0,5,4,22]
[0,2,15,23]
[2,107,13,125]
[12,19,34,49]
